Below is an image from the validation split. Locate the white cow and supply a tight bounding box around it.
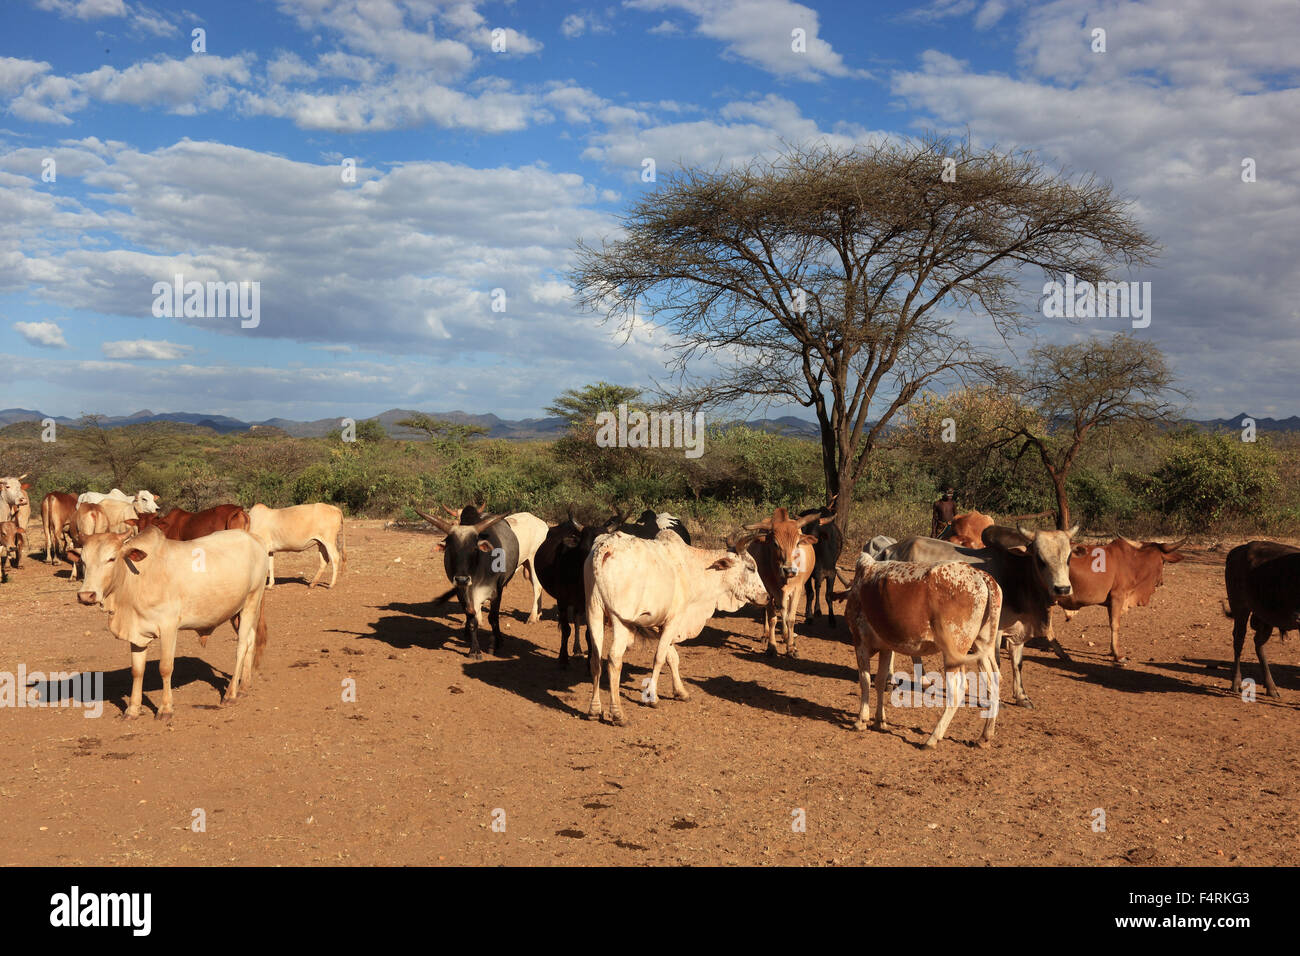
[504,512,548,624]
[583,530,768,724]
[69,527,269,719]
[77,489,160,513]
[0,475,31,531]
[248,503,345,588]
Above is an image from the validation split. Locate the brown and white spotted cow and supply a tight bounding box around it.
[844,552,1003,748]
[745,507,829,658]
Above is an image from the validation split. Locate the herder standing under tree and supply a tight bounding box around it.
[931,487,957,540]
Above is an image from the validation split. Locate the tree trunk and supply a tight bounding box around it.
[1050,470,1070,531]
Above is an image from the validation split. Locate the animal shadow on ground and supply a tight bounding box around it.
[1152,656,1300,698]
[337,602,459,651]
[463,641,619,717]
[88,658,226,717]
[692,673,852,728]
[1029,648,1217,697]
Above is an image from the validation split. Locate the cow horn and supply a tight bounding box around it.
[743,518,773,532]
[1160,538,1187,553]
[414,507,455,534]
[796,511,822,530]
[441,504,460,518]
[727,530,760,553]
[1016,521,1034,538]
[473,513,508,534]
[567,502,576,523]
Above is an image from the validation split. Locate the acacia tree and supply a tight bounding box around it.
[73,415,172,488]
[569,137,1158,531]
[545,382,642,428]
[993,334,1183,530]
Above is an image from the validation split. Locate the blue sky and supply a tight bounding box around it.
[1,0,1297,422]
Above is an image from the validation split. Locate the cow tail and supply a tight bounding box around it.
[338,527,347,573]
[253,600,268,669]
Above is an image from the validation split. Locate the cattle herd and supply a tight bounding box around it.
[0,474,1295,740]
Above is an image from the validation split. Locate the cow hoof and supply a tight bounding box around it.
[156,711,173,723]
[788,648,800,660]
[1017,698,1034,709]
[469,651,483,661]
[610,713,627,727]
[764,644,776,657]
[854,719,869,731]
[976,738,992,749]
[676,691,691,703]
[586,709,602,721]
[122,711,141,721]
[923,739,938,750]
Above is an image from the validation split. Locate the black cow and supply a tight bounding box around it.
[534,509,622,667]
[622,509,691,544]
[1225,540,1300,699]
[415,504,521,660]
[797,501,842,623]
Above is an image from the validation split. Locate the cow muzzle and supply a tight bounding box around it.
[454,575,471,586]
[1053,585,1072,596]
[781,566,798,579]
[76,591,98,606]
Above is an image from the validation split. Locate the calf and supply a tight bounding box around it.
[42,491,79,564]
[68,527,269,719]
[534,509,621,666]
[1224,540,1300,699]
[248,503,345,588]
[844,553,1002,748]
[1053,537,1184,662]
[77,489,160,514]
[745,507,824,658]
[797,500,842,623]
[148,504,250,540]
[0,519,23,582]
[584,529,768,724]
[416,504,521,660]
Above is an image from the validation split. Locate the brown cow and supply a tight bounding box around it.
[145,505,250,540]
[1051,537,1185,662]
[844,552,1003,748]
[745,507,828,658]
[0,519,25,579]
[42,492,79,564]
[942,511,995,549]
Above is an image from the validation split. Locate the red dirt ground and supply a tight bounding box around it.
[1,521,1296,866]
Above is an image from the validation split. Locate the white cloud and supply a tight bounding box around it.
[561,14,586,38]
[102,339,193,360]
[13,320,68,348]
[626,0,865,80]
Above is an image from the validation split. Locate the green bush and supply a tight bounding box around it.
[1149,430,1279,529]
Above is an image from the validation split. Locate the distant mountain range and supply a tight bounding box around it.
[0,408,1291,439]
[0,407,826,439]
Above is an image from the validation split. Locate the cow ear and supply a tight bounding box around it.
[127,548,148,562]
[66,549,80,564]
[477,539,494,553]
[433,541,447,553]
[707,556,736,571]
[20,483,29,490]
